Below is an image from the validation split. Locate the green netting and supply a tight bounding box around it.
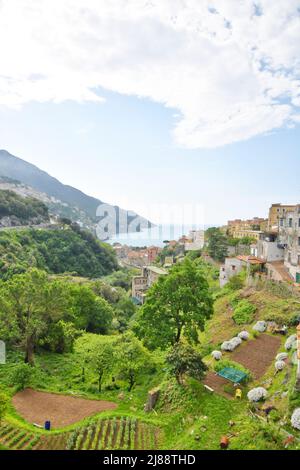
[217,367,247,383]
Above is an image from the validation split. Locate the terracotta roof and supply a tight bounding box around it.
[236,255,265,265]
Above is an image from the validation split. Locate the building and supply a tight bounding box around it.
[132,265,168,304]
[227,217,267,238]
[147,246,161,264]
[231,229,263,241]
[277,205,300,283]
[256,233,284,263]
[219,255,265,287]
[268,203,296,232]
[184,230,205,251]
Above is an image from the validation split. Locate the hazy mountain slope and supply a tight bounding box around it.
[0,150,151,236]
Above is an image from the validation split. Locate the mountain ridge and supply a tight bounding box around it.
[0,149,151,237]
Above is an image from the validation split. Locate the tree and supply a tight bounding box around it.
[10,363,33,390]
[0,269,71,364]
[166,342,207,385]
[113,297,137,332]
[70,285,113,334]
[92,343,115,392]
[205,227,228,262]
[136,258,213,349]
[0,391,8,425]
[115,333,152,391]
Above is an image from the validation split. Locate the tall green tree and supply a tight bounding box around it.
[136,258,213,349]
[92,343,115,392]
[0,269,71,364]
[69,284,113,334]
[115,333,152,391]
[166,342,207,385]
[205,227,228,262]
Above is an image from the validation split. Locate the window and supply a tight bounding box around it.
[298,218,300,228]
[280,218,284,227]
[298,237,300,246]
[289,218,293,227]
[231,265,236,271]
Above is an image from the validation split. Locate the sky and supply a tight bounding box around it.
[0,0,299,226]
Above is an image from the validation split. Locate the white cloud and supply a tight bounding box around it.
[0,0,299,147]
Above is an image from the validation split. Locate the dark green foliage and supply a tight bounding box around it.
[0,269,72,364]
[0,190,49,223]
[69,284,114,334]
[0,391,9,423]
[115,332,154,391]
[232,300,256,324]
[0,224,118,279]
[136,258,213,349]
[166,342,207,385]
[10,364,33,390]
[205,227,228,262]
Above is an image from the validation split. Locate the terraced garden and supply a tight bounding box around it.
[0,423,40,450]
[0,417,159,450]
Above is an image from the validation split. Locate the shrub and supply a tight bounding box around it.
[221,341,234,352]
[238,330,250,340]
[276,352,288,361]
[10,363,33,391]
[275,360,286,371]
[233,300,256,325]
[285,334,297,351]
[227,274,244,291]
[291,408,300,430]
[252,321,266,332]
[211,350,222,360]
[247,387,267,402]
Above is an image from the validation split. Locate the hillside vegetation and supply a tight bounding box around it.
[0,189,49,226]
[0,223,118,279]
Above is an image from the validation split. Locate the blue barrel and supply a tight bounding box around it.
[45,421,51,431]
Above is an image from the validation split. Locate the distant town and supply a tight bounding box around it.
[111,203,300,304]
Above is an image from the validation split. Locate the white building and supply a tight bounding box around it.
[184,230,205,251]
[278,205,300,283]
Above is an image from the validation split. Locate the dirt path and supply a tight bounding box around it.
[231,334,281,379]
[12,388,117,428]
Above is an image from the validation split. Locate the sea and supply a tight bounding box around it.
[107,224,214,247]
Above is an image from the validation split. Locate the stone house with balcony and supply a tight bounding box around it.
[278,205,300,283]
[132,265,167,304]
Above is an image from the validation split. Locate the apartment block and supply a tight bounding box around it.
[268,203,297,232]
[278,205,300,283]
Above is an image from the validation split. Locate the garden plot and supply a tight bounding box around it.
[230,334,281,379]
[0,423,40,450]
[12,388,117,428]
[65,417,159,450]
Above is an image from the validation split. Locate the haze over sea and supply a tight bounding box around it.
[107,224,215,247]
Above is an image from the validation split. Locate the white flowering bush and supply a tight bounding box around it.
[211,350,222,360]
[285,334,297,351]
[238,331,250,340]
[221,341,234,351]
[275,360,286,371]
[247,387,268,402]
[229,337,242,349]
[275,352,288,361]
[252,321,266,332]
[292,351,298,366]
[291,408,300,430]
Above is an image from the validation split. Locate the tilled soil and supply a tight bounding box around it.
[12,388,117,428]
[230,334,281,379]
